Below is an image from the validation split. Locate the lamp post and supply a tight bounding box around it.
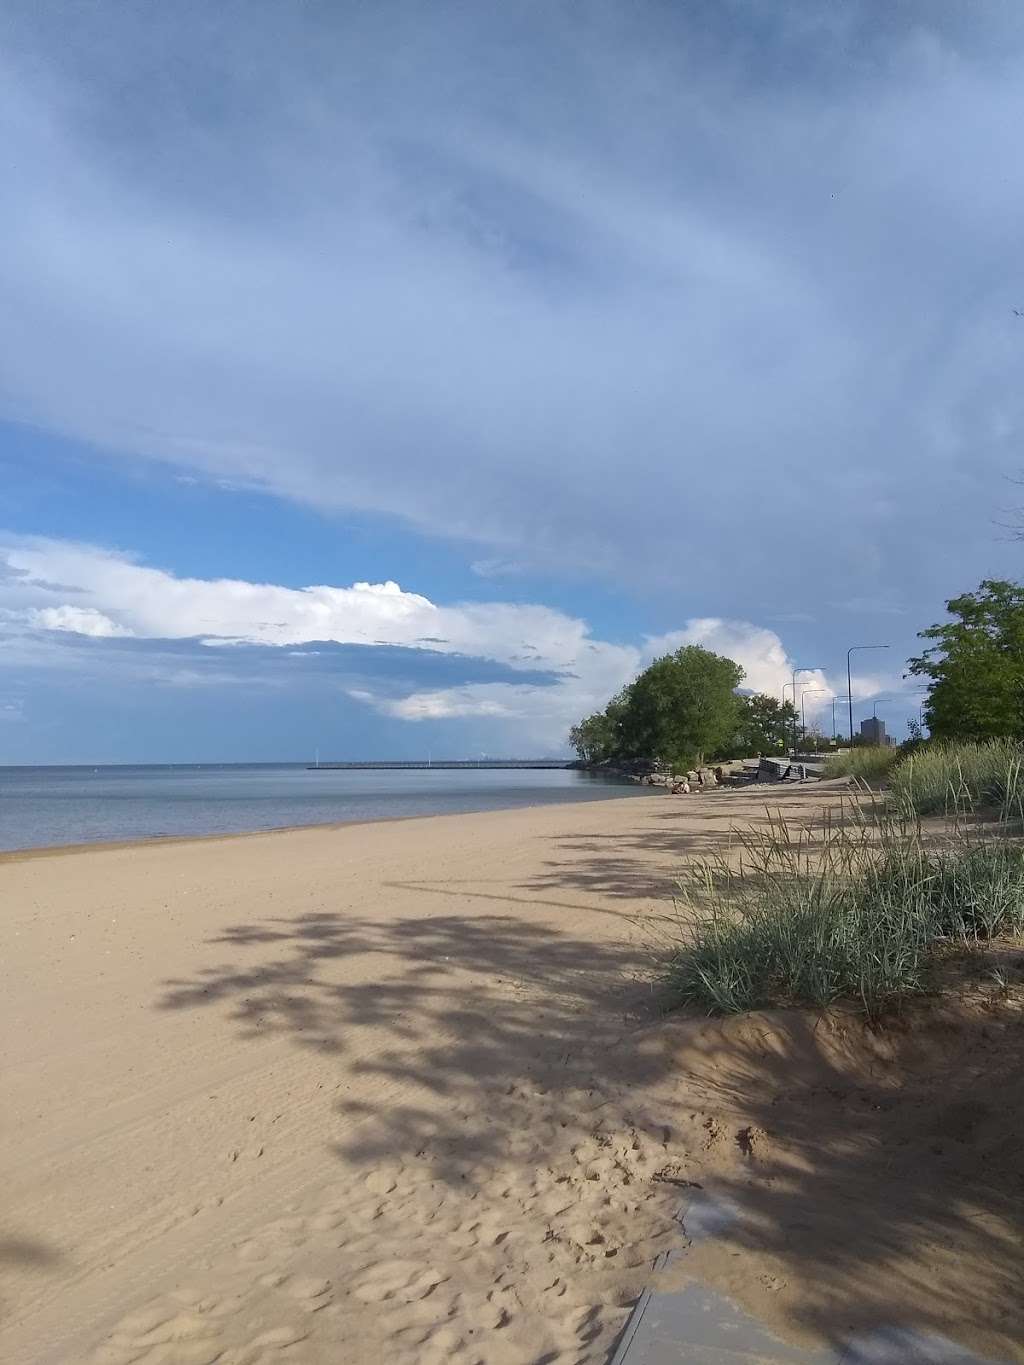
[846,645,890,743]
[832,694,851,743]
[780,683,796,757]
[792,667,825,754]
[801,688,827,746]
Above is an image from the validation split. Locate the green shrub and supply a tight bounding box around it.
[662,802,1024,1021]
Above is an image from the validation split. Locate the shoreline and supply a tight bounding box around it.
[0,787,659,864]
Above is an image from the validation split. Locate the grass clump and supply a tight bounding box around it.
[928,841,1024,940]
[823,747,899,782]
[890,738,1024,816]
[663,802,1024,1021]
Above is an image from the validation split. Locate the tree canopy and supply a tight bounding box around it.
[727,693,798,758]
[569,644,756,769]
[907,579,1024,741]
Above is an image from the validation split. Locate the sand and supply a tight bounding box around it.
[2,786,1022,1364]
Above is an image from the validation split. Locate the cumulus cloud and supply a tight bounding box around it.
[0,536,626,675]
[30,605,132,637]
[1,0,1023,641]
[646,620,797,699]
[0,533,850,748]
[364,686,526,722]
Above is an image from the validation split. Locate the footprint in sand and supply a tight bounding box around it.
[90,1316,223,1365]
[352,1259,449,1303]
[247,1325,311,1350]
[215,1324,313,1365]
[309,1209,347,1231]
[281,1275,333,1308]
[363,1166,401,1195]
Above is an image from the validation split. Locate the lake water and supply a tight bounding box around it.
[0,764,653,852]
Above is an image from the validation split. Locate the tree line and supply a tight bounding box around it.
[568,644,797,769]
[569,578,1024,769]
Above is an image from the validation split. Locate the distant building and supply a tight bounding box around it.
[860,717,896,746]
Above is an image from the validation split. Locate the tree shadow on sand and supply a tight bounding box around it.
[0,1233,65,1324]
[156,891,1024,1355]
[664,974,1024,1358]
[158,909,677,1183]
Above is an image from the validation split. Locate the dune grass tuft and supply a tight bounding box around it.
[662,799,1024,1021]
[890,738,1024,817]
[823,747,899,782]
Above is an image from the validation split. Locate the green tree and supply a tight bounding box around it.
[568,646,746,768]
[727,693,797,757]
[568,687,634,764]
[907,579,1024,740]
[568,711,615,764]
[619,645,744,769]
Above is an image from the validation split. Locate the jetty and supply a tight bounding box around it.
[306,759,573,770]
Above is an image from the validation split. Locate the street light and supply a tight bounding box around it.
[832,694,851,742]
[846,645,890,743]
[780,683,802,755]
[801,687,827,746]
[792,666,825,753]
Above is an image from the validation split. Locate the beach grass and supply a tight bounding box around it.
[662,798,1024,1021]
[823,746,899,782]
[890,738,1024,817]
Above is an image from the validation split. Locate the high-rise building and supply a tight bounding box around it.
[860,716,888,745]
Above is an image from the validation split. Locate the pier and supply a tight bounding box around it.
[306,760,574,770]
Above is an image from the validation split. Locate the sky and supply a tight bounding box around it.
[2,0,1024,763]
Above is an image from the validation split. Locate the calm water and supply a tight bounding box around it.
[0,764,653,852]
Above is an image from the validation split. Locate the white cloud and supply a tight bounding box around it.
[366,686,524,721]
[30,604,132,637]
[0,533,833,748]
[470,559,529,579]
[645,620,797,699]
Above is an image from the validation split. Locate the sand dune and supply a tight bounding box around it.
[2,788,1022,1363]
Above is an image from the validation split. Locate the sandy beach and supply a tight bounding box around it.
[2,787,1023,1364]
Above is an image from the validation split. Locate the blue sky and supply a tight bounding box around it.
[2,0,1024,762]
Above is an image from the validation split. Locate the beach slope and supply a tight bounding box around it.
[2,788,1022,1363]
